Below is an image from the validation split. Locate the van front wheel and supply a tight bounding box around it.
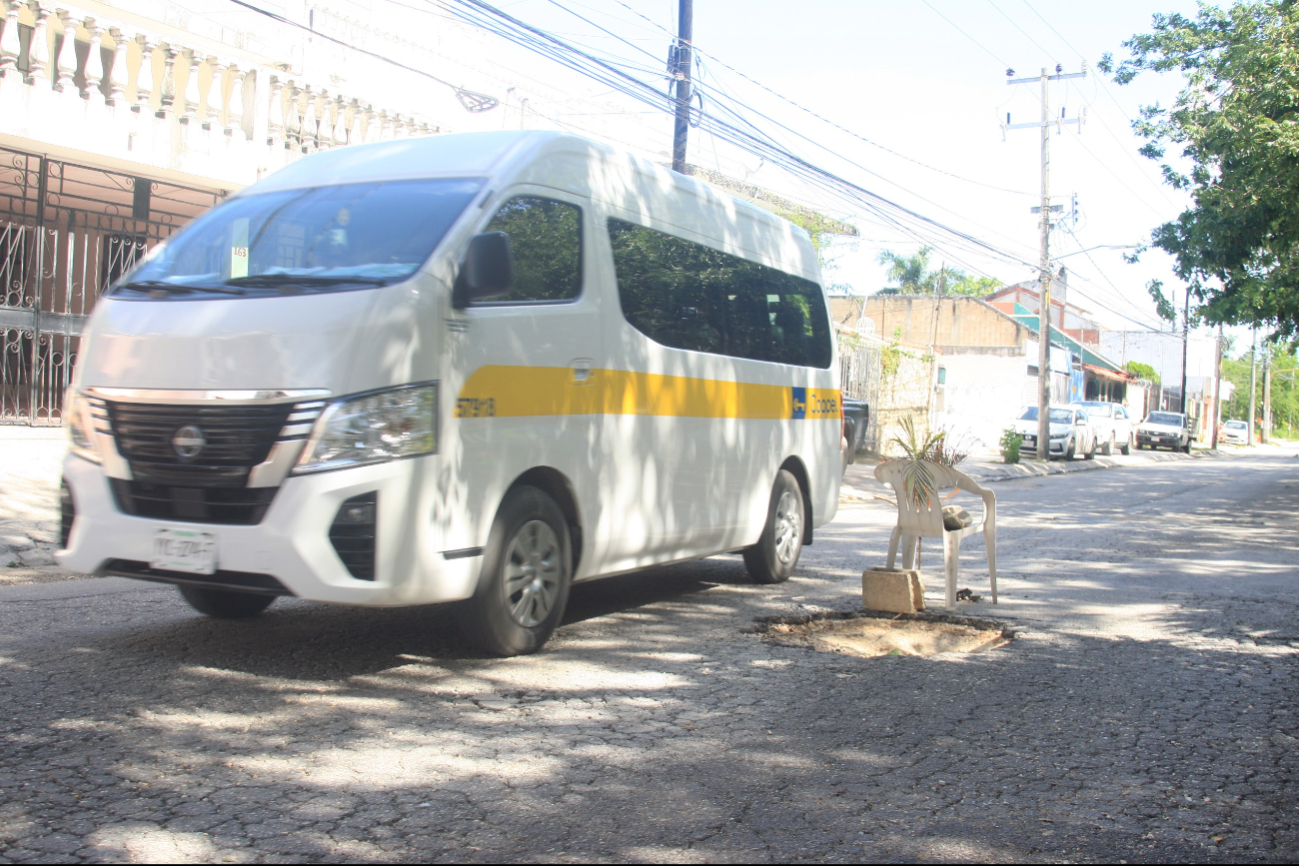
[743,469,804,584]
[461,487,573,657]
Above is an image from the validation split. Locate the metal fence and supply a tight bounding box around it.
[0,148,223,424]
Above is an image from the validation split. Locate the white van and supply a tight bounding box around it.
[56,131,842,655]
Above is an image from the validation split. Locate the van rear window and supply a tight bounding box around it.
[112,179,483,299]
[608,219,831,369]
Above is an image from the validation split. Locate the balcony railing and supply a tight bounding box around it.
[0,1,440,184]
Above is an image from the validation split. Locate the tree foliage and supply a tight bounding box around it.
[875,247,1001,297]
[1125,360,1161,385]
[1105,1,1299,337]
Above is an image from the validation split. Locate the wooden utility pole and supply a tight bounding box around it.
[1248,327,1258,445]
[928,265,946,422]
[1262,339,1272,444]
[671,0,693,173]
[1005,65,1085,458]
[1179,288,1190,414]
[1211,325,1223,449]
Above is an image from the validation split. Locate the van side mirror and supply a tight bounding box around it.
[452,231,514,309]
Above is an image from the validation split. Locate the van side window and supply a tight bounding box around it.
[483,196,582,302]
[608,219,832,368]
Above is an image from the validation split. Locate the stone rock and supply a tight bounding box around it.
[862,567,925,613]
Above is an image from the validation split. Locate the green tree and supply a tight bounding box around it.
[875,247,1001,297]
[1105,1,1299,337]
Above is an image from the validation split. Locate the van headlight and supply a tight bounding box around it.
[294,384,437,474]
[64,389,100,464]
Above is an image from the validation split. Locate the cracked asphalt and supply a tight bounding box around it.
[0,450,1295,863]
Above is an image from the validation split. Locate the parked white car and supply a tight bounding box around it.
[1220,419,1250,446]
[1070,401,1134,456]
[1014,405,1098,460]
[1136,411,1192,452]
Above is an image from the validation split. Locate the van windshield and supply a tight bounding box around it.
[113,179,483,299]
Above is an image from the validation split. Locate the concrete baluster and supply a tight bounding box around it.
[134,36,154,112]
[378,110,392,141]
[159,46,177,113]
[360,105,376,144]
[83,20,105,99]
[0,0,20,79]
[226,64,244,137]
[332,96,348,146]
[203,57,224,128]
[285,84,302,146]
[181,49,199,122]
[267,74,285,145]
[27,3,52,85]
[392,115,406,139]
[107,28,128,104]
[301,87,318,150]
[53,10,76,93]
[345,100,360,147]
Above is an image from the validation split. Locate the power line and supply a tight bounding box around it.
[604,0,1037,197]
[916,0,1012,69]
[437,0,1040,271]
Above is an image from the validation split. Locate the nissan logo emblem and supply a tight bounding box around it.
[172,425,206,459]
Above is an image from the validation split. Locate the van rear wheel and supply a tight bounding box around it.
[178,585,275,619]
[743,469,804,584]
[460,486,573,657]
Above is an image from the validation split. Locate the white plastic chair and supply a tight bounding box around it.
[873,459,998,611]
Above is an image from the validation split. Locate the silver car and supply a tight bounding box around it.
[1070,401,1135,455]
[1014,405,1099,460]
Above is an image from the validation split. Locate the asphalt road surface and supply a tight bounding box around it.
[0,452,1295,863]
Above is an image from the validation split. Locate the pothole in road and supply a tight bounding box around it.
[754,611,1013,659]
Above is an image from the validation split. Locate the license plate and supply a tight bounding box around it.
[151,528,217,575]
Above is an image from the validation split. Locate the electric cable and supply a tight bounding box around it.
[602,0,1037,196]
[438,0,1041,270]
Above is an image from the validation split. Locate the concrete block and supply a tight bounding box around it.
[862,567,926,613]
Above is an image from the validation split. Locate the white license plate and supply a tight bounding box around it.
[151,528,217,575]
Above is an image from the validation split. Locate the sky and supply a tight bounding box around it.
[413,0,1213,341]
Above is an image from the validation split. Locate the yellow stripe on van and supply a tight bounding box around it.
[454,365,840,420]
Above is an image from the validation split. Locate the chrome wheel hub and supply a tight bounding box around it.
[773,490,802,565]
[503,520,562,628]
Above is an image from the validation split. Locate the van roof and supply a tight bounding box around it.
[244,131,819,280]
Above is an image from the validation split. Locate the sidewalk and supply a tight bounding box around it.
[0,427,73,585]
[840,439,1291,502]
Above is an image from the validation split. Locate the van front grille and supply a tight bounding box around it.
[110,480,278,526]
[100,398,327,525]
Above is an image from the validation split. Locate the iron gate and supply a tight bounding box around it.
[0,148,224,425]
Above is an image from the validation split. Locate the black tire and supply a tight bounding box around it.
[1064,438,1076,460]
[743,469,804,584]
[178,585,275,619]
[1085,436,1097,460]
[1103,433,1114,456]
[1120,436,1132,456]
[460,486,573,657]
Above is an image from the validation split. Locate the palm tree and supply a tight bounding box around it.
[877,247,938,294]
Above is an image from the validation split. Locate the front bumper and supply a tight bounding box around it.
[56,454,479,606]
[1137,432,1184,447]
[1020,434,1072,455]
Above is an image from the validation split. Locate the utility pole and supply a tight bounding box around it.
[1262,338,1272,444]
[1211,325,1223,450]
[671,0,693,174]
[1248,327,1258,446]
[1004,64,1086,458]
[928,265,946,422]
[1180,288,1190,415]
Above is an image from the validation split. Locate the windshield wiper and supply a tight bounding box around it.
[115,280,245,296]
[225,274,391,289]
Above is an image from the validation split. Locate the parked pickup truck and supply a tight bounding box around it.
[1136,411,1192,452]
[842,399,870,467]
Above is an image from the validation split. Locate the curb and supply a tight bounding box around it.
[840,448,1224,501]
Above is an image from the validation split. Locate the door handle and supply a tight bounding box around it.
[570,358,593,384]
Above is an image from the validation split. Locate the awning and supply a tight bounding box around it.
[1083,363,1135,383]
